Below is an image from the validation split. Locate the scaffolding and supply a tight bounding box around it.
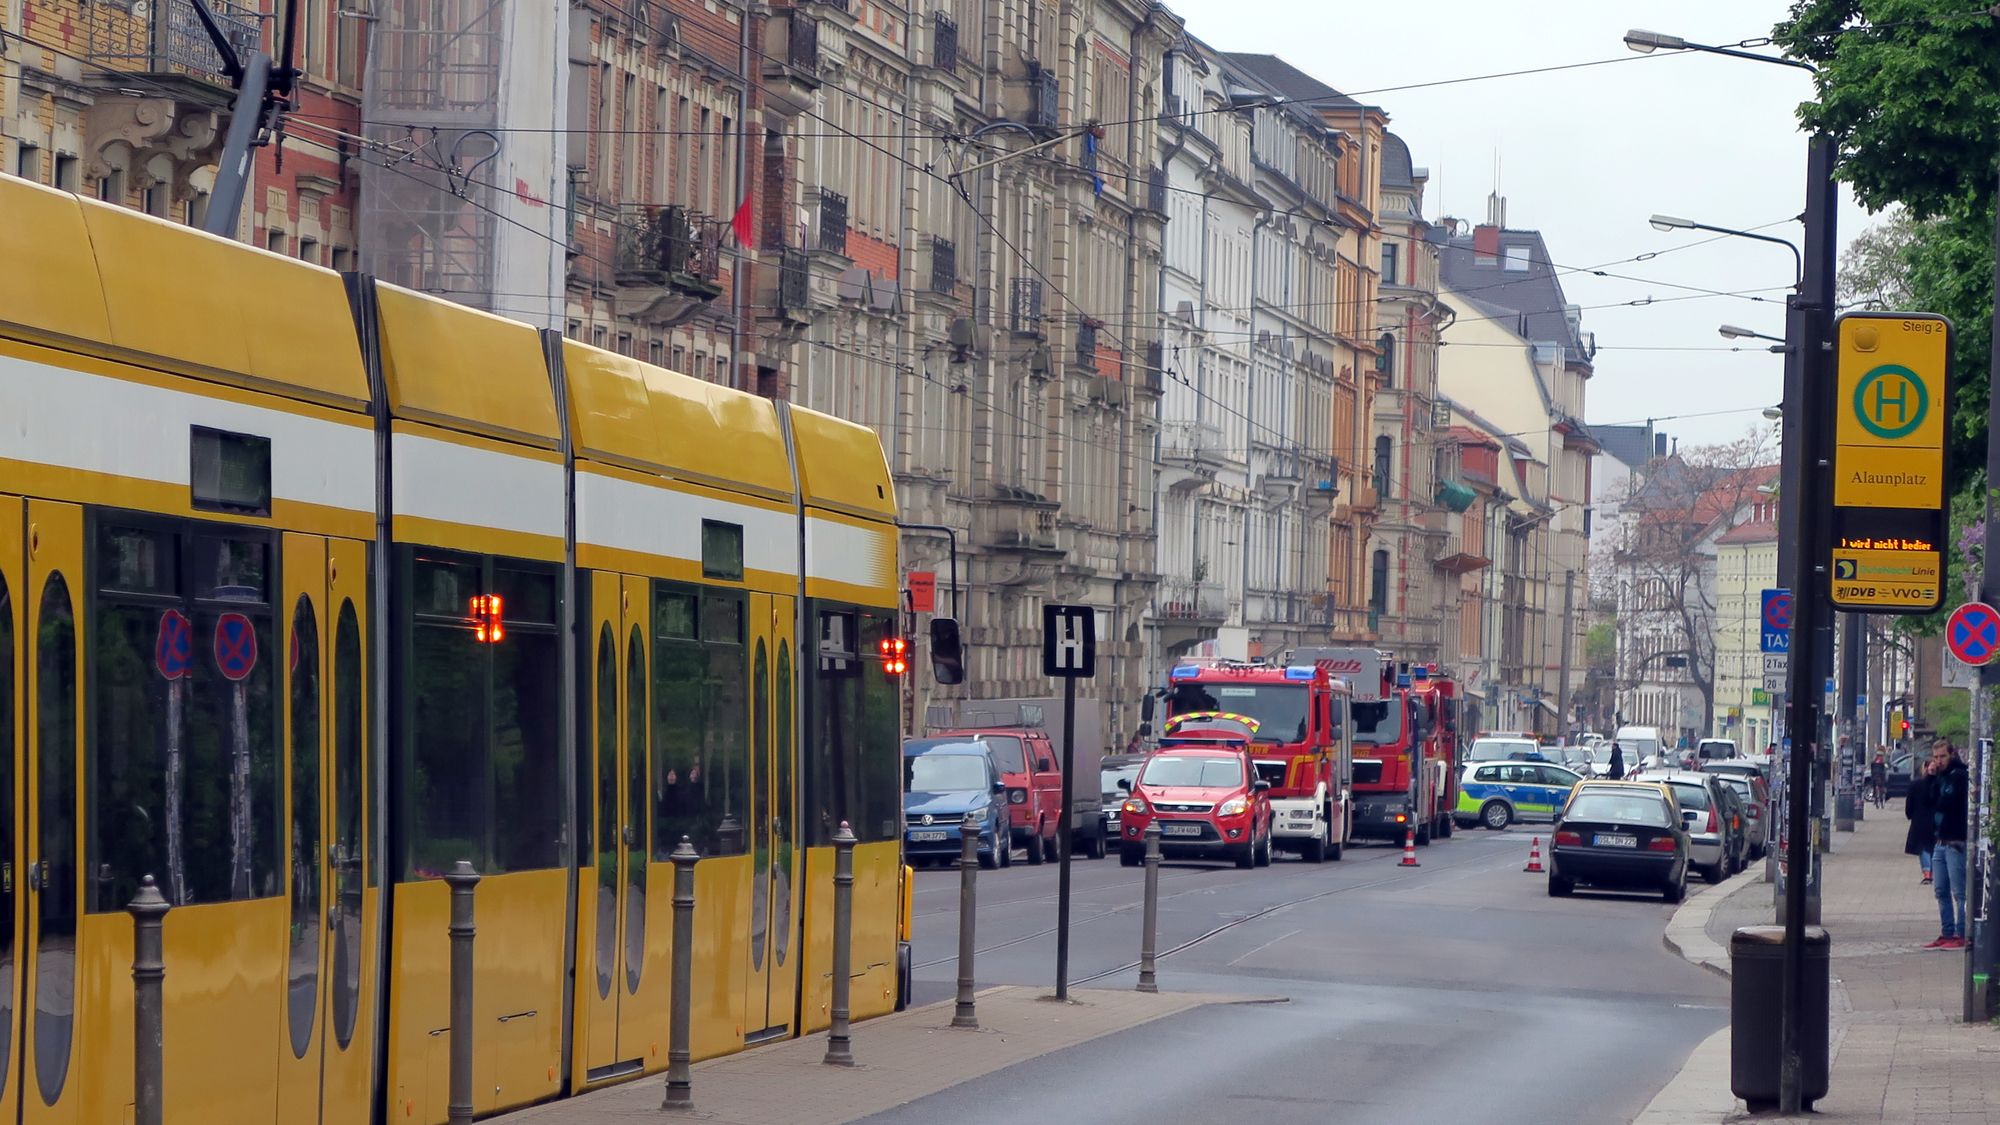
[358,0,507,308]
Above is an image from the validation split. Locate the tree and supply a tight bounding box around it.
[1610,433,1780,738]
[1837,207,1917,310]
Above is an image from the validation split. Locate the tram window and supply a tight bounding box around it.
[703,593,749,857]
[34,573,78,1103]
[90,523,280,909]
[402,553,563,878]
[651,615,704,857]
[655,590,696,640]
[331,600,364,1047]
[804,607,854,846]
[856,612,902,842]
[492,625,561,872]
[407,587,483,878]
[286,596,321,1059]
[0,573,14,1081]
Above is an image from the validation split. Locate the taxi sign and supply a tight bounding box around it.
[1829,311,1950,614]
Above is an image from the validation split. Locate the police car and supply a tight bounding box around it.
[1454,760,1585,830]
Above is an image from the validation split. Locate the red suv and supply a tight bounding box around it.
[907,730,1067,863]
[1116,742,1273,868]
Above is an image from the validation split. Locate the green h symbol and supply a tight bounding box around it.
[1871,376,1909,426]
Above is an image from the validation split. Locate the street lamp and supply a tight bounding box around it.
[1648,216,1805,289]
[1626,27,1833,1117]
[1721,325,1790,354]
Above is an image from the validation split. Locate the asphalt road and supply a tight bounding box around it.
[888,826,1728,1125]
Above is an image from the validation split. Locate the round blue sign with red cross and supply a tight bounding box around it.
[1947,602,2000,667]
[155,610,192,681]
[214,612,258,681]
[1763,592,1793,632]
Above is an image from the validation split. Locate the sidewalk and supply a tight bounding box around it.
[1641,811,2000,1123]
[492,986,1244,1124]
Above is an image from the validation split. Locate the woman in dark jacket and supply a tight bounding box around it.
[1907,757,1937,883]
[1608,741,1626,780]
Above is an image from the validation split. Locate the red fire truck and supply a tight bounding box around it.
[1152,659,1355,861]
[1296,649,1462,845]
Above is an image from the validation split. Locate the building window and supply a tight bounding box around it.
[1373,434,1392,496]
[53,154,78,191]
[1375,333,1395,383]
[1504,245,1531,272]
[592,325,607,348]
[330,247,351,272]
[616,332,633,357]
[1380,240,1398,285]
[15,144,40,182]
[298,238,320,266]
[1370,549,1390,614]
[649,340,664,366]
[267,229,288,256]
[97,170,126,204]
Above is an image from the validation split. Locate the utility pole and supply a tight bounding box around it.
[1557,569,1576,739]
[1969,153,2000,1023]
[1837,611,1865,830]
[193,0,301,238]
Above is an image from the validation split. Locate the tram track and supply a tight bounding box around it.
[913,839,1495,971]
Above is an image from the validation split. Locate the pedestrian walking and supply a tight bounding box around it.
[1608,741,1625,781]
[1869,748,1889,808]
[1905,754,1936,884]
[1927,741,1970,949]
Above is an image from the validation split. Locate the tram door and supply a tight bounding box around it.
[579,572,649,1078]
[21,500,80,1125]
[275,535,374,1122]
[743,593,800,1040]
[0,495,23,1123]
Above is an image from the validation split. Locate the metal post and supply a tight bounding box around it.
[953,816,980,1028]
[824,822,857,1066]
[444,861,480,1125]
[129,875,170,1125]
[661,837,699,1110]
[1557,570,1576,739]
[1777,129,1837,1117]
[1137,822,1162,993]
[202,50,272,239]
[1837,612,1865,831]
[1055,674,1077,1001]
[1970,153,2000,1023]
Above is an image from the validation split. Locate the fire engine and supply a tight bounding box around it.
[1295,649,1462,845]
[1151,659,1355,861]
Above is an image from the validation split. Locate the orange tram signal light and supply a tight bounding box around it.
[469,595,506,643]
[878,635,909,676]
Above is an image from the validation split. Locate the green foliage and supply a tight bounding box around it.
[1929,690,1970,744]
[1776,2,2000,220]
[1585,621,1617,671]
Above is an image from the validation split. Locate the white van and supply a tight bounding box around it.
[1697,738,1737,761]
[1612,725,1665,768]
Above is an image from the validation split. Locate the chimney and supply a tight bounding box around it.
[1473,224,1500,258]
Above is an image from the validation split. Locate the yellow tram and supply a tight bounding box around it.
[0,172,907,1123]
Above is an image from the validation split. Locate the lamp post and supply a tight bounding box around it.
[1722,324,1791,354]
[1628,28,1835,1116]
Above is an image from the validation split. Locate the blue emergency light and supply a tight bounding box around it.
[1396,673,1412,688]
[1171,665,1201,680]
[1284,665,1315,681]
[1412,666,1431,681]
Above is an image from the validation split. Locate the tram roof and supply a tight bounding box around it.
[373,284,560,448]
[0,174,368,409]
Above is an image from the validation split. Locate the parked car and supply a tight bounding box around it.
[906,727,1107,862]
[1697,738,1738,761]
[1454,761,1584,830]
[1709,771,1771,860]
[1117,743,1273,868]
[902,742,1011,868]
[1549,782,1691,902]
[1613,725,1667,768]
[1100,753,1145,847]
[1466,736,1545,763]
[1630,769,1743,883]
[1885,750,1918,799]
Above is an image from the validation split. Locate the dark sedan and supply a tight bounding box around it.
[1549,783,1690,902]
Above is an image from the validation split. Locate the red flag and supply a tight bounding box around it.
[730,196,755,248]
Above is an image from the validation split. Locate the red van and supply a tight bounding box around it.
[1116,741,1273,868]
[904,729,1100,862]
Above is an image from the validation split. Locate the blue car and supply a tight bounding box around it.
[904,742,1011,868]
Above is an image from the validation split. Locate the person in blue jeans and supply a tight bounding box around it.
[1928,741,1970,950]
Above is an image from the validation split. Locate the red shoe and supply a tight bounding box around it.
[1941,936,1968,950]
[1922,873,1934,883]
[1925,936,1952,948]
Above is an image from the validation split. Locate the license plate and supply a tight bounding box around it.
[909,830,948,842]
[1160,822,1202,837]
[1594,833,1638,848]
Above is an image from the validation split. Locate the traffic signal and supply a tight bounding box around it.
[878,635,909,676]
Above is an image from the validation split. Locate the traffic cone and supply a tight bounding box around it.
[1398,828,1420,867]
[1524,836,1544,874]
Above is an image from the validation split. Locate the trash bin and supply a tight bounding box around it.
[1730,925,1830,1111]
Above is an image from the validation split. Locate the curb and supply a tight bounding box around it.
[1662,863,1766,978]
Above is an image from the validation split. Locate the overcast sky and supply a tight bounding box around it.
[1166,0,1875,454]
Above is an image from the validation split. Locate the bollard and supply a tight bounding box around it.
[953,814,980,1028]
[1137,822,1161,993]
[824,822,857,1066]
[443,860,480,1125]
[661,837,700,1110]
[129,874,170,1125]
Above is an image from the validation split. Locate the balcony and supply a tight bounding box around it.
[1157,578,1229,649]
[1159,419,1226,494]
[1008,277,1044,336]
[974,489,1064,580]
[1074,322,1099,371]
[815,188,849,257]
[761,9,824,119]
[76,0,261,199]
[928,238,956,296]
[614,204,723,325]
